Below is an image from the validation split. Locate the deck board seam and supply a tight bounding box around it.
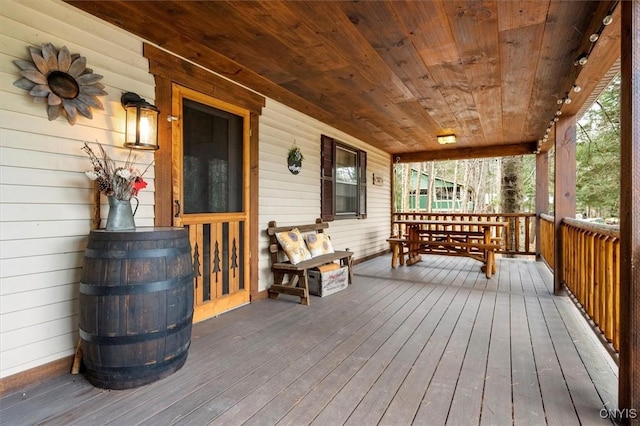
[150,279,411,425]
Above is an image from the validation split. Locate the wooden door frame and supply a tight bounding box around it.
[172,84,252,321]
[144,44,265,302]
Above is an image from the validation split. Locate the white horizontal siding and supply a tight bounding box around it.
[0,235,88,261]
[1,283,77,320]
[1,333,78,378]
[0,0,155,378]
[258,99,391,292]
[2,317,77,350]
[1,269,81,296]
[1,0,392,379]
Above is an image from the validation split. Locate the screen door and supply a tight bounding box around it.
[171,84,250,322]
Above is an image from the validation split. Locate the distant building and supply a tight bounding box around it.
[407,168,474,212]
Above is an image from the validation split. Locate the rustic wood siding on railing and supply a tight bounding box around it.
[561,218,620,351]
[391,212,536,256]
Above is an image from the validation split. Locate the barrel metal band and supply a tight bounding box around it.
[80,274,192,296]
[79,316,193,345]
[84,245,190,259]
[83,343,190,375]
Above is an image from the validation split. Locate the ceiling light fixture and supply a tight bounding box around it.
[603,14,613,25]
[437,134,457,145]
[589,33,600,43]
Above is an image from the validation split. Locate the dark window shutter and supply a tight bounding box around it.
[358,150,367,219]
[321,135,335,222]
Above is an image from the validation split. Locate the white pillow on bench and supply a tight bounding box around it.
[305,232,335,257]
[275,228,312,264]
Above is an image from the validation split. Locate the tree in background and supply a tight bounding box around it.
[393,73,619,219]
[393,158,501,213]
[576,75,620,219]
[500,156,524,253]
[521,155,537,213]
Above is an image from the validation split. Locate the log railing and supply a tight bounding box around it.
[539,213,555,269]
[391,212,536,256]
[561,218,621,351]
[392,212,621,352]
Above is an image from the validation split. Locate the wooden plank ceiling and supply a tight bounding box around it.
[66,1,620,161]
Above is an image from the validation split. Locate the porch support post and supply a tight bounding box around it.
[152,76,173,226]
[535,151,549,258]
[619,0,640,420]
[553,115,576,295]
[390,157,396,236]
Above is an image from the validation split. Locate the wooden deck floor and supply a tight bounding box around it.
[1,255,618,425]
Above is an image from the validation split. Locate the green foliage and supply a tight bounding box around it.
[521,155,537,212]
[391,77,620,217]
[576,75,620,218]
[288,146,304,163]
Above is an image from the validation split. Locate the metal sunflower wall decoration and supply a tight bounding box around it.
[13,43,107,125]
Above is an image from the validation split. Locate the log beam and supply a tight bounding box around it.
[393,142,537,163]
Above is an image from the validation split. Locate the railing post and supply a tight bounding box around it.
[535,151,549,259]
[554,115,577,296]
[619,0,640,420]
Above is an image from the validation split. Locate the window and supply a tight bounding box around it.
[321,135,367,221]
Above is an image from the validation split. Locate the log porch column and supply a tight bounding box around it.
[618,0,639,421]
[535,151,549,258]
[553,115,576,295]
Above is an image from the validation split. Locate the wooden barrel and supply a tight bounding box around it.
[79,227,193,389]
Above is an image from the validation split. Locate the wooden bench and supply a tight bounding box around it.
[267,218,354,305]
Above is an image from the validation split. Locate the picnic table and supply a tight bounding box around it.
[388,219,507,278]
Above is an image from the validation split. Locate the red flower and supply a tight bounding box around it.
[132,177,147,196]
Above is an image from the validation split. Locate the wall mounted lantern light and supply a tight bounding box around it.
[121,92,160,150]
[437,134,457,145]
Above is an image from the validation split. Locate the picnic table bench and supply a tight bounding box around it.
[388,219,506,278]
[267,218,353,305]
